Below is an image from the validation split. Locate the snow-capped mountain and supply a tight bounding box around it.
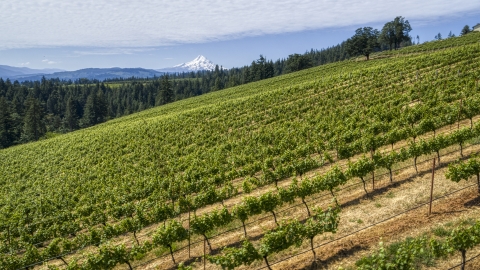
[156,55,219,73]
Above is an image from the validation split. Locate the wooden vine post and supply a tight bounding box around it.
[188,206,191,258]
[203,238,206,270]
[372,170,375,190]
[429,158,435,216]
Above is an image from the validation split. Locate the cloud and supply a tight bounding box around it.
[19,62,30,66]
[42,59,57,64]
[73,48,155,55]
[0,0,479,50]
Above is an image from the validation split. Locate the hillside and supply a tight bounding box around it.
[1,32,480,270]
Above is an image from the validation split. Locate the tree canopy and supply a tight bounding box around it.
[379,16,412,50]
[461,25,471,36]
[285,54,313,73]
[345,27,380,60]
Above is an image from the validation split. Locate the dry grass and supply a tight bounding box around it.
[119,144,480,269]
[38,117,480,270]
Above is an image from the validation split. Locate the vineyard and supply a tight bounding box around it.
[1,32,480,269]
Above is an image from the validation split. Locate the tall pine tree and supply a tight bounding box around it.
[64,97,78,131]
[0,97,14,148]
[156,75,173,105]
[95,90,108,123]
[21,97,46,142]
[81,92,97,127]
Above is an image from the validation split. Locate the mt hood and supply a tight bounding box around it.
[157,55,219,73]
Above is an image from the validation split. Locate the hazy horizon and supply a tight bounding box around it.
[1,0,479,71]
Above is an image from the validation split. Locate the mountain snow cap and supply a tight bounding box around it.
[173,55,217,71]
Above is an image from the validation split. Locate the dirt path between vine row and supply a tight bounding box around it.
[28,47,480,269]
[274,185,480,270]
[122,143,480,269]
[38,133,480,270]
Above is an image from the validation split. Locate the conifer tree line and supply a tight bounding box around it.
[0,45,353,149]
[0,16,420,149]
[0,75,181,148]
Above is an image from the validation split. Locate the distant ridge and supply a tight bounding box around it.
[5,67,164,82]
[156,55,220,73]
[0,65,65,80]
[1,55,221,82]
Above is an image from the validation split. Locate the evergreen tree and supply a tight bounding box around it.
[285,54,313,73]
[156,75,173,105]
[461,25,471,36]
[46,89,60,115]
[95,90,108,123]
[213,77,222,91]
[9,98,24,144]
[0,97,14,148]
[256,55,267,80]
[265,60,275,79]
[21,97,45,142]
[81,93,97,127]
[0,78,5,96]
[64,97,78,131]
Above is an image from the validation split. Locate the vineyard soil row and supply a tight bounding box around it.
[38,141,480,269]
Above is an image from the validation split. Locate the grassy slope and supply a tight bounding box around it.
[0,55,392,207]
[2,32,480,269]
[2,36,479,206]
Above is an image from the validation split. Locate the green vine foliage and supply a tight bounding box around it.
[258,219,305,257]
[357,237,442,270]
[176,262,193,270]
[207,240,261,270]
[446,156,480,192]
[450,127,473,156]
[357,221,480,270]
[152,220,188,263]
[243,196,262,216]
[278,182,297,205]
[3,120,480,269]
[446,221,480,269]
[3,35,480,269]
[347,156,375,195]
[321,165,348,193]
[259,192,282,224]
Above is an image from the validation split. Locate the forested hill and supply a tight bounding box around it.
[0,43,352,149]
[0,15,423,149]
[0,41,404,149]
[0,14,444,148]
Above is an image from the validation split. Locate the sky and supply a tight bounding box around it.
[1,0,480,71]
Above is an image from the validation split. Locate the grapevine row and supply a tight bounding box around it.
[357,220,480,270]
[6,122,479,269]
